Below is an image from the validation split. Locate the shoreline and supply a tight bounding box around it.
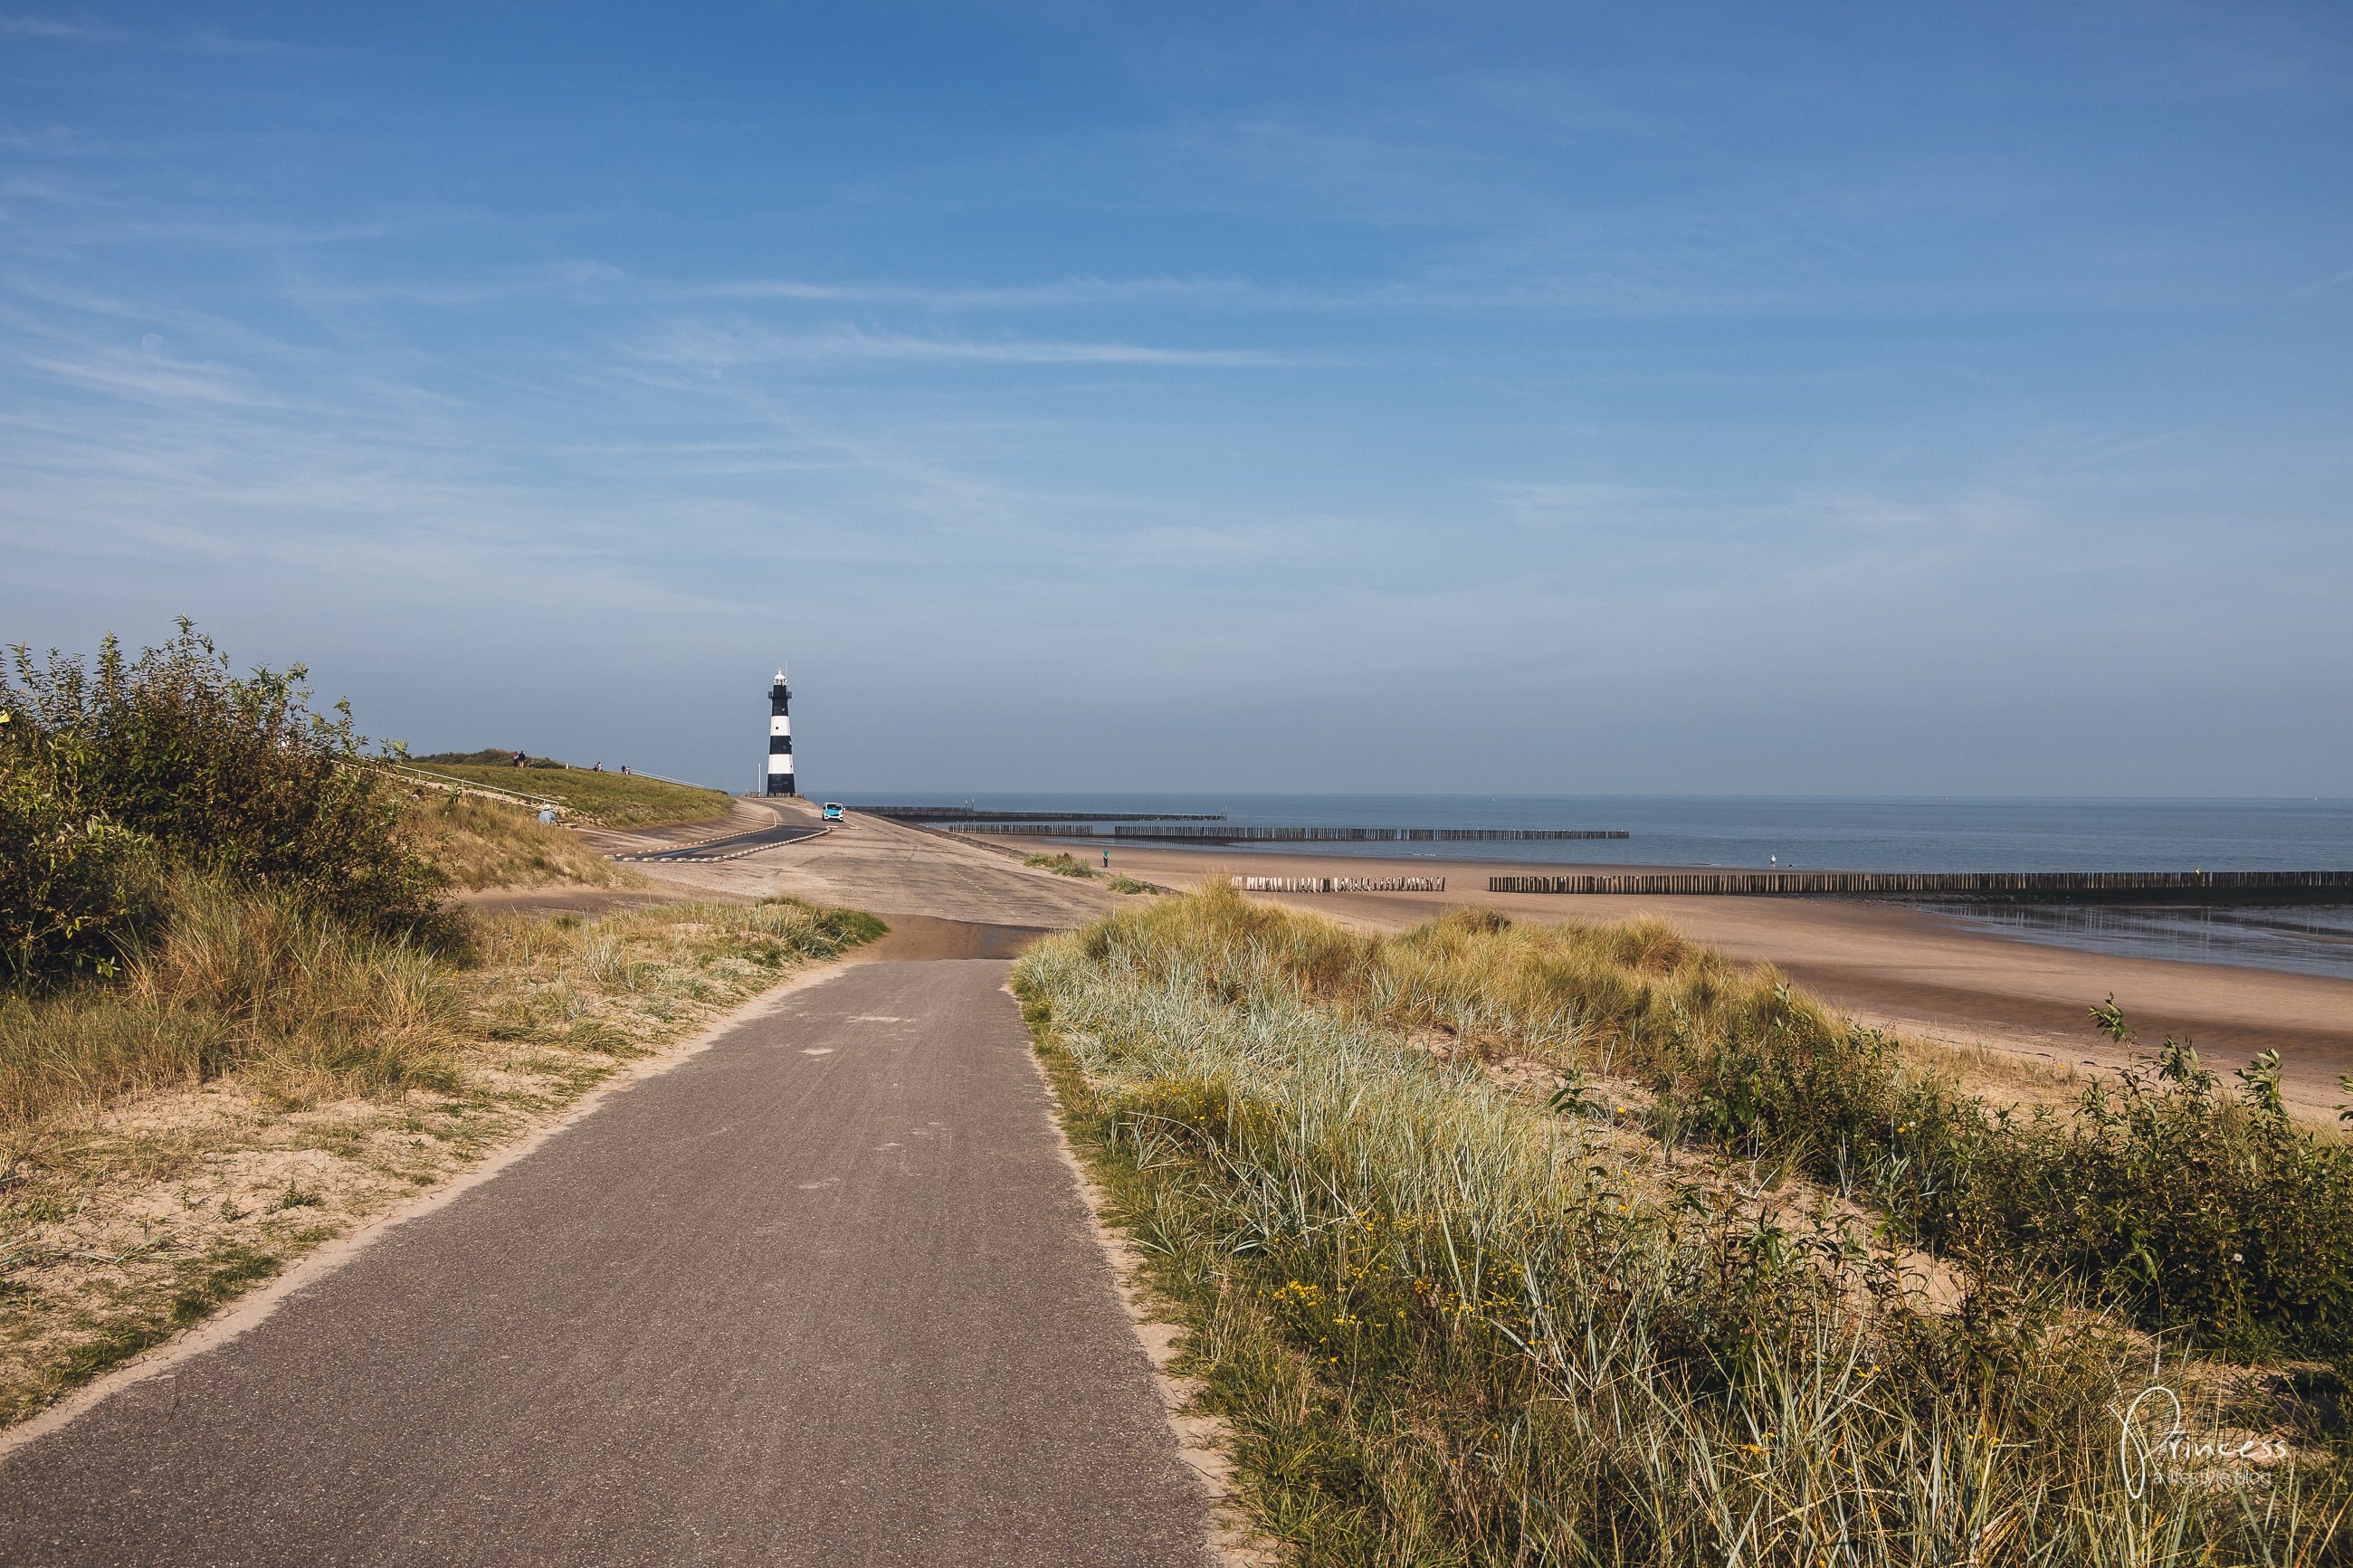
[1005,836,2353,1122]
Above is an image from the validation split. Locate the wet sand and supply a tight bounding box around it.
[1033,840,2353,1121]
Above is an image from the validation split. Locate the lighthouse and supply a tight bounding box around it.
[765,669,795,796]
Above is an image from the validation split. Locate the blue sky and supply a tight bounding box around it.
[3,3,2348,794]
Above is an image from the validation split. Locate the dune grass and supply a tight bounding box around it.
[1056,893,2353,1359]
[397,762,732,829]
[0,874,460,1153]
[1015,888,2352,1565]
[1023,851,1161,895]
[396,792,643,892]
[1025,851,1101,879]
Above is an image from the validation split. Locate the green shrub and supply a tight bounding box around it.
[1894,1009,2353,1358]
[0,757,159,984]
[1,622,447,955]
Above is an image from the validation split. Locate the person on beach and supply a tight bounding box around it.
[1101,848,1110,870]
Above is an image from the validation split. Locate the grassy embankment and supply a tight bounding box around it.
[0,627,881,1424]
[399,761,732,829]
[399,792,641,890]
[1015,887,2353,1565]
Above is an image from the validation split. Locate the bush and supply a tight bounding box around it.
[0,758,159,984]
[1,622,447,968]
[1902,1010,2353,1358]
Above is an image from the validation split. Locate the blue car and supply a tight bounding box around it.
[821,802,845,822]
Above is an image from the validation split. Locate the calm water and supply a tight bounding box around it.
[1930,903,2353,984]
[841,793,2353,979]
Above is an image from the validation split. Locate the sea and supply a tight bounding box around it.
[835,793,2353,982]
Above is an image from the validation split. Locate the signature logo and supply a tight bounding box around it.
[2119,1385,2292,1498]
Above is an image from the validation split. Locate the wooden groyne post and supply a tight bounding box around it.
[1485,870,2353,904]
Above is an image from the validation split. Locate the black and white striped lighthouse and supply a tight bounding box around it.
[764,668,795,796]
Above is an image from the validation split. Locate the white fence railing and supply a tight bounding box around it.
[1232,876,1446,893]
[372,762,567,810]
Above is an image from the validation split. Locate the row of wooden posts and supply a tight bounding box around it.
[1486,870,2353,902]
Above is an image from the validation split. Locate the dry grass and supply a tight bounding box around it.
[1025,851,1102,879]
[395,792,643,892]
[0,894,881,1425]
[0,876,459,1155]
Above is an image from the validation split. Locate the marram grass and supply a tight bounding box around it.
[1015,887,2352,1566]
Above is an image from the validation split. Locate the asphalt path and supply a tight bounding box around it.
[625,810,1119,930]
[0,959,1211,1566]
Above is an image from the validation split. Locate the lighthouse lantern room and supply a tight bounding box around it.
[765,669,795,796]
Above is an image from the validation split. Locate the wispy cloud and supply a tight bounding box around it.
[635,320,1310,370]
[2296,263,2353,296]
[14,349,269,406]
[0,14,86,38]
[691,275,1262,309]
[0,12,309,55]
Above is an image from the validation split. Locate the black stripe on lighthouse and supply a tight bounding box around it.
[765,668,796,796]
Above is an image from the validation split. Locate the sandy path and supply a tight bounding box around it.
[1059,841,2353,1121]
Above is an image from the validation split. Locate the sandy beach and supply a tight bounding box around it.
[1015,839,2353,1121]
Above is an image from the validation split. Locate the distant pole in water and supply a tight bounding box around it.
[765,667,796,796]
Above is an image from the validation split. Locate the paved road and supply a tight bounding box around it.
[0,959,1210,1566]
[629,809,1119,930]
